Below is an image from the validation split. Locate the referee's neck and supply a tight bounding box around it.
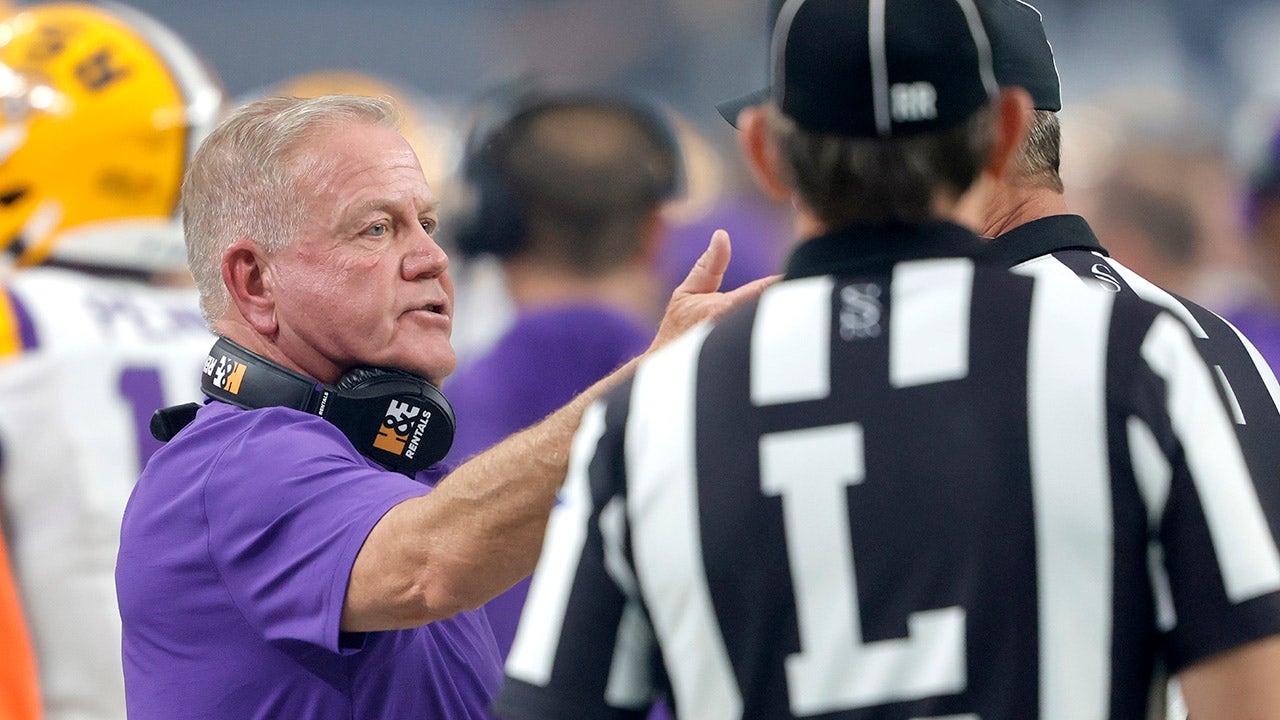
[978,181,1070,239]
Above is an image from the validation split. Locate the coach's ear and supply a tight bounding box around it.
[737,105,792,202]
[221,238,278,335]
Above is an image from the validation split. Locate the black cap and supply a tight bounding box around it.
[979,0,1061,111]
[715,0,787,124]
[718,0,1061,129]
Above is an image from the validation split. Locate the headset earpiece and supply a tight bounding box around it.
[331,367,457,473]
[453,85,686,262]
[151,338,455,475]
[454,129,528,259]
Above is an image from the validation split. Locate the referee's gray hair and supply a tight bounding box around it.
[1015,110,1064,193]
[765,102,996,226]
[182,94,401,327]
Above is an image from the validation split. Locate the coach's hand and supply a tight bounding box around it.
[650,229,779,351]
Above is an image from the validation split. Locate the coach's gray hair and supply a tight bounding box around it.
[1015,110,1064,193]
[182,94,400,326]
[765,103,996,227]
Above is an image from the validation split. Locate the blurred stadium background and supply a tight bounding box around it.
[12,0,1280,345]
[50,0,1280,342]
[111,0,1280,160]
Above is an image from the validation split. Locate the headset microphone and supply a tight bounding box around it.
[150,337,455,475]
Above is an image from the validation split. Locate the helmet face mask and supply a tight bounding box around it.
[0,2,222,274]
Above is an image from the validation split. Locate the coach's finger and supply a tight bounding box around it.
[672,229,732,298]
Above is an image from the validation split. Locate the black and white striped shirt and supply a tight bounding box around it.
[987,214,1280,501]
[494,221,1280,720]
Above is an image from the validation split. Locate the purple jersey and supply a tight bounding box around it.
[116,401,502,719]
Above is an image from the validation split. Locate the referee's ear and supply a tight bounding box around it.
[736,104,792,202]
[983,87,1034,183]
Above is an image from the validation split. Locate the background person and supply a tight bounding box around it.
[494,0,1280,717]
[965,14,1280,713]
[445,91,685,662]
[0,4,223,718]
[957,0,1280,576]
[116,93,770,719]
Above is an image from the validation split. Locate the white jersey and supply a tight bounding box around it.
[0,267,213,720]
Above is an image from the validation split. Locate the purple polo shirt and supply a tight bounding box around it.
[116,402,501,719]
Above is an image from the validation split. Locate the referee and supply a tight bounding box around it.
[969,0,1280,509]
[492,0,1280,719]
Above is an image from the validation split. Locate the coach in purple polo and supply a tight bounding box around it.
[114,95,770,719]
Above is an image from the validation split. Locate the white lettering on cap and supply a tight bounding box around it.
[890,82,938,122]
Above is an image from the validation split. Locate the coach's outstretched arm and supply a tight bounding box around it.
[342,230,776,631]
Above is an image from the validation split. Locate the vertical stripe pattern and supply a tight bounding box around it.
[600,497,656,708]
[1127,417,1177,632]
[1012,252,1088,285]
[1141,314,1280,602]
[889,259,973,388]
[1026,276,1114,720]
[497,228,1280,719]
[626,325,743,719]
[752,277,834,405]
[869,0,891,135]
[1212,365,1247,426]
[761,423,966,713]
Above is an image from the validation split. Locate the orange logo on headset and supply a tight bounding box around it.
[208,355,247,394]
[373,400,421,456]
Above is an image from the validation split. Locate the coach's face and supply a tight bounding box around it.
[267,121,456,386]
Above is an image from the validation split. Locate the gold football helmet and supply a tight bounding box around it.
[0,2,223,273]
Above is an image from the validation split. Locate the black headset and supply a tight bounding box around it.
[452,85,686,261]
[150,337,455,475]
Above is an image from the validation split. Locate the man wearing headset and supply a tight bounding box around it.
[115,94,770,719]
[445,91,684,662]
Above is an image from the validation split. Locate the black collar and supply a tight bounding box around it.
[981,214,1109,268]
[784,221,987,280]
